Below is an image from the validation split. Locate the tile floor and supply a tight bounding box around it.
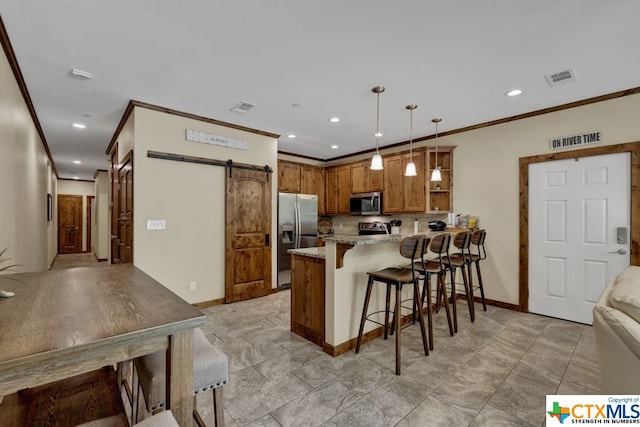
[200,290,602,427]
[52,254,602,426]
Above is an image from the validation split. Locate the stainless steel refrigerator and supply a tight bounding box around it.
[278,193,318,288]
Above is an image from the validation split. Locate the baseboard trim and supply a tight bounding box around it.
[193,298,225,309]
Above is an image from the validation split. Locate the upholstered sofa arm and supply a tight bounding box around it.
[594,304,640,359]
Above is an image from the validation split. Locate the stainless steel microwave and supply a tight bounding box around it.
[349,192,382,216]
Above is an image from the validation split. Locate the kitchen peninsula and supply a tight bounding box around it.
[289,233,431,356]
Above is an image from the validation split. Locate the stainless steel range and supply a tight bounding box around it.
[358,221,390,235]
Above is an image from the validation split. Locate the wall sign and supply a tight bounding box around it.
[550,131,602,150]
[186,129,248,150]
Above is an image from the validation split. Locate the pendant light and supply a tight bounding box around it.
[370,86,385,170]
[404,104,418,176]
[431,117,443,182]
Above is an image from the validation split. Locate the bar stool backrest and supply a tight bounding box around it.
[400,235,427,277]
[452,231,472,263]
[452,231,471,250]
[471,229,487,260]
[428,233,450,260]
[399,235,425,260]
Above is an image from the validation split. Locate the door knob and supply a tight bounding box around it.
[609,249,627,255]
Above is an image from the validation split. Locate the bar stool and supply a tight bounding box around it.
[133,327,228,426]
[470,229,488,311]
[415,232,455,349]
[442,231,475,330]
[355,236,430,375]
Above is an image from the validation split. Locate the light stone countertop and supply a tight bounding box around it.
[322,233,433,246]
[287,246,326,259]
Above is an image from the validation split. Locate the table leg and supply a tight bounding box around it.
[166,329,194,426]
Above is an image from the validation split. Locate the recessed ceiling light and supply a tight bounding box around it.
[72,123,86,129]
[71,68,92,79]
[72,176,80,180]
[331,145,338,149]
[73,160,82,164]
[287,134,296,139]
[374,132,383,137]
[506,89,523,97]
[329,117,340,123]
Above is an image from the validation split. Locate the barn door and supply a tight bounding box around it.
[225,166,272,303]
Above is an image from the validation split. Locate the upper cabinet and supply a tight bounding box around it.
[278,160,301,192]
[350,161,383,194]
[278,160,325,215]
[427,147,453,213]
[383,149,426,213]
[280,146,453,216]
[300,165,325,215]
[325,165,351,215]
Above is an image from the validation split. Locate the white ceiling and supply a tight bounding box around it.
[2,1,640,180]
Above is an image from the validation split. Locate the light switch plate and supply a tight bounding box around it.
[146,220,166,230]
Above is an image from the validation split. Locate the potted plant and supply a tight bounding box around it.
[0,246,20,298]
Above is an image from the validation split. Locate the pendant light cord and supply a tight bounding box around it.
[375,91,381,154]
[432,117,442,169]
[409,108,413,160]
[434,119,438,167]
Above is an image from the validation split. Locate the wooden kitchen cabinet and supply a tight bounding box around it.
[383,149,426,213]
[300,165,325,215]
[278,160,301,192]
[350,161,383,194]
[325,165,350,214]
[427,147,453,213]
[278,160,325,214]
[291,254,325,346]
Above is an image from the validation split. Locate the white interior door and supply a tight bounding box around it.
[529,152,630,324]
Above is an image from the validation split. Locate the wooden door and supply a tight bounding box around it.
[529,153,630,324]
[57,195,83,254]
[114,151,133,264]
[225,165,272,303]
[86,195,94,253]
[109,145,118,262]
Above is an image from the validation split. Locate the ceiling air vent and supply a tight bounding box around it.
[545,68,576,87]
[230,101,256,114]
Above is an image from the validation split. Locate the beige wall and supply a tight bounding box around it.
[320,95,640,306]
[123,107,278,303]
[58,179,95,252]
[0,41,56,273]
[425,94,640,305]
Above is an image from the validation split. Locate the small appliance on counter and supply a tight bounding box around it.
[358,221,390,235]
[428,220,447,231]
[389,219,401,234]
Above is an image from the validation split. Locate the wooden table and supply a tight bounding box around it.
[0,264,205,426]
